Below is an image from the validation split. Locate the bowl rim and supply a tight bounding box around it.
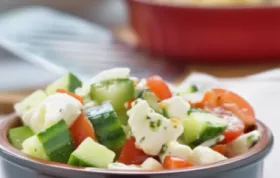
[129,0,280,10]
[0,113,273,176]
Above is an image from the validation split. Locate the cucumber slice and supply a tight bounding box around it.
[175,85,199,96]
[141,90,162,114]
[187,85,198,93]
[8,126,34,150]
[187,108,208,115]
[37,120,75,163]
[86,102,126,152]
[183,112,227,148]
[90,79,134,110]
[68,137,115,168]
[46,73,82,95]
[22,135,49,160]
[14,90,47,116]
[116,108,129,125]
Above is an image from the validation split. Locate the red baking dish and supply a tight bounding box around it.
[126,0,280,62]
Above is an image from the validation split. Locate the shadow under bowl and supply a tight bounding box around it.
[0,113,273,178]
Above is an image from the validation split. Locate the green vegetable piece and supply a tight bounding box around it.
[8,126,34,149]
[46,73,82,95]
[86,102,126,152]
[90,79,134,111]
[37,120,75,163]
[68,138,115,168]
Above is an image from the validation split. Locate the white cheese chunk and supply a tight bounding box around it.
[161,96,190,120]
[107,163,141,170]
[106,158,162,171]
[135,79,147,91]
[128,99,184,155]
[159,141,193,162]
[141,158,163,170]
[22,93,82,133]
[191,146,227,165]
[227,130,260,157]
[75,68,130,96]
[181,93,205,103]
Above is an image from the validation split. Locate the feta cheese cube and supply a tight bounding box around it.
[191,146,227,165]
[22,93,82,133]
[107,163,141,170]
[159,141,193,162]
[141,158,163,170]
[161,96,190,120]
[128,99,184,155]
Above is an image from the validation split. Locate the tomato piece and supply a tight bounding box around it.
[212,144,227,156]
[193,88,256,127]
[146,75,172,100]
[118,137,149,165]
[163,156,193,169]
[223,127,243,143]
[69,113,96,147]
[56,89,83,103]
[126,98,135,109]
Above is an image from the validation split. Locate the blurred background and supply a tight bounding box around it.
[1,0,280,114]
[0,0,280,177]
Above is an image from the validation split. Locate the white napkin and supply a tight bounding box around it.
[179,70,280,178]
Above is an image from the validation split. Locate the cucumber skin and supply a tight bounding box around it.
[116,108,129,125]
[68,154,92,167]
[86,102,126,152]
[183,114,227,148]
[67,137,116,168]
[46,73,82,95]
[189,124,226,147]
[37,120,75,163]
[90,79,134,110]
[141,90,162,114]
[8,126,34,150]
[68,73,82,93]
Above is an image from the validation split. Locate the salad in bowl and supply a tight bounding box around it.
[9,68,261,171]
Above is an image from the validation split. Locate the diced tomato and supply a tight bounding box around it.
[126,98,135,109]
[118,137,149,165]
[212,144,227,156]
[223,127,243,143]
[163,156,193,170]
[146,75,172,100]
[56,89,83,103]
[192,88,256,128]
[69,113,96,147]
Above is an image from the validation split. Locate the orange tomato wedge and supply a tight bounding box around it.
[163,156,193,169]
[223,127,243,143]
[147,75,172,100]
[193,88,256,128]
[56,89,83,103]
[118,137,149,165]
[69,113,96,148]
[212,144,227,156]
